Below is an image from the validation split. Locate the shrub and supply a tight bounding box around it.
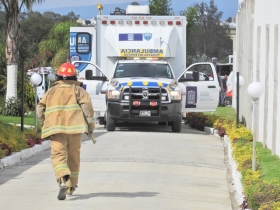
[185,112,208,131]
[0,121,43,157]
[185,113,220,131]
[246,180,280,210]
[205,114,219,127]
[0,97,26,116]
[0,147,5,159]
[259,201,280,210]
[23,82,36,111]
[214,119,280,210]
[24,129,43,148]
[213,118,228,137]
[0,122,28,155]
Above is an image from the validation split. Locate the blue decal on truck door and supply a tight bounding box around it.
[185,87,197,108]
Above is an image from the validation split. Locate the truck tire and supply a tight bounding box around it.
[98,117,106,125]
[172,119,181,132]
[106,113,115,131]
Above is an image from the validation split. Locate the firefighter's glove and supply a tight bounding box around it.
[88,122,95,133]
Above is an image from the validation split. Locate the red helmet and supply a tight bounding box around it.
[57,63,77,77]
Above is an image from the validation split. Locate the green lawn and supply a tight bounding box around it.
[0,112,36,126]
[204,106,236,121]
[1,107,236,126]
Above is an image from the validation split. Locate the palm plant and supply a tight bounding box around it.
[39,21,80,69]
[0,0,44,102]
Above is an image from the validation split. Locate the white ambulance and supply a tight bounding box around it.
[70,5,219,132]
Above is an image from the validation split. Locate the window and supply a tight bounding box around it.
[76,33,91,54]
[186,64,214,81]
[114,63,174,79]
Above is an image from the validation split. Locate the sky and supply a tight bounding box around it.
[33,0,238,21]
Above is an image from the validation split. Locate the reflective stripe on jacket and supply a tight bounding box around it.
[37,80,94,139]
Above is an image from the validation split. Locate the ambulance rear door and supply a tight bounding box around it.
[70,28,107,116]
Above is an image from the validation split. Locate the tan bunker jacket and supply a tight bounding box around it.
[37,80,95,139]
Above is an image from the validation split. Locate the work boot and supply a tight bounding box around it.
[66,186,76,195]
[57,176,69,200]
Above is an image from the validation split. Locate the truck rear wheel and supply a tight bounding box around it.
[106,113,115,131]
[172,119,181,133]
[98,117,106,125]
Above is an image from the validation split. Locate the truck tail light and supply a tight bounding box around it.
[176,21,182,26]
[110,20,116,25]
[151,21,157,25]
[135,21,140,25]
[126,21,132,25]
[143,21,148,25]
[102,20,107,24]
[159,21,165,25]
[168,21,173,25]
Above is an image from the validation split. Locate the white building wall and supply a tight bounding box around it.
[236,0,280,155]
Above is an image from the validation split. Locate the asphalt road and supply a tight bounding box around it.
[0,122,237,210]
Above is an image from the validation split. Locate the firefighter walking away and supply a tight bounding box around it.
[37,63,95,200]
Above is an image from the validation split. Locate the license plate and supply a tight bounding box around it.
[139,110,151,116]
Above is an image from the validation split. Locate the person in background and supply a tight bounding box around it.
[37,63,95,200]
[221,74,228,103]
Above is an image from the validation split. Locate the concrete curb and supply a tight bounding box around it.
[204,126,246,209]
[224,135,246,207]
[0,140,51,169]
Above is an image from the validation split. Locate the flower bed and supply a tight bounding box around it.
[0,121,43,159]
[214,119,280,210]
[186,112,280,209]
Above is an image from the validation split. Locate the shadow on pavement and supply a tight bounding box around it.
[0,132,107,186]
[69,191,159,200]
[111,121,210,135]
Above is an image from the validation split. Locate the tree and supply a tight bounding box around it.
[0,12,7,98]
[59,11,80,22]
[226,17,232,23]
[38,21,80,69]
[19,11,54,61]
[148,0,173,16]
[131,2,139,5]
[85,20,91,25]
[43,11,62,21]
[0,0,44,102]
[180,7,199,65]
[181,0,232,65]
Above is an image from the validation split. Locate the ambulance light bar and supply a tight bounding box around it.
[100,19,182,26]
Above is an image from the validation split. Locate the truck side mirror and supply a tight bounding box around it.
[85,69,108,81]
[193,71,199,82]
[85,70,93,80]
